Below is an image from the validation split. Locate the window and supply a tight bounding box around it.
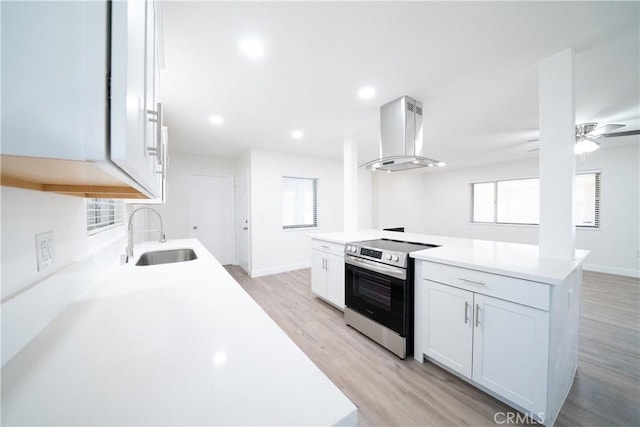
[575,173,601,227]
[87,198,125,235]
[471,172,600,228]
[282,176,317,229]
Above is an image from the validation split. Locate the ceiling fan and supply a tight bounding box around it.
[528,122,640,153]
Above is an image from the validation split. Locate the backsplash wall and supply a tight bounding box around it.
[1,186,126,300]
[1,186,127,365]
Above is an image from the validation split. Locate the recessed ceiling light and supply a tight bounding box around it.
[209,115,224,125]
[239,38,265,59]
[213,352,227,366]
[291,130,304,139]
[358,86,376,99]
[436,161,447,167]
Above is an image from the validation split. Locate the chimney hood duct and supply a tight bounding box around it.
[361,96,445,172]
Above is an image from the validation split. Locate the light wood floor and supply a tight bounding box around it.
[226,266,639,426]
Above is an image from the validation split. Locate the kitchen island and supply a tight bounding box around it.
[1,239,357,426]
[311,229,589,426]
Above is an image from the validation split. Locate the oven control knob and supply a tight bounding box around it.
[352,247,357,253]
[346,245,351,252]
[385,254,392,260]
[392,255,399,262]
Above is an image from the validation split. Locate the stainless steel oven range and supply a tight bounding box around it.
[344,238,438,359]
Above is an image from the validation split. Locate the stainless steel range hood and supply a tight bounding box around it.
[362,96,445,172]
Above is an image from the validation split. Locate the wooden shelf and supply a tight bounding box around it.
[1,155,149,199]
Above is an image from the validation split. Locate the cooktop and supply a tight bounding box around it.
[355,238,438,254]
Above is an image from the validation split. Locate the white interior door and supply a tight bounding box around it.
[235,170,250,272]
[189,174,235,265]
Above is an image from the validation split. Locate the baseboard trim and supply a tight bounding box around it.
[249,262,311,278]
[583,263,640,278]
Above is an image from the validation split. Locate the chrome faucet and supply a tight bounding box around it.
[126,207,166,262]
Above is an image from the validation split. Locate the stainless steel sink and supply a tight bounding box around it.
[135,248,198,266]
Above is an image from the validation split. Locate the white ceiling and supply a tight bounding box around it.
[161,1,639,169]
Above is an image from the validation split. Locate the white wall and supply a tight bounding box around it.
[153,151,237,241]
[1,187,126,300]
[373,143,640,277]
[574,144,639,276]
[373,169,428,233]
[1,186,126,364]
[249,149,343,277]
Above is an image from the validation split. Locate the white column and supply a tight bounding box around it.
[538,48,576,260]
[343,138,358,232]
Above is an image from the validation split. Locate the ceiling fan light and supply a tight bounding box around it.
[575,138,600,154]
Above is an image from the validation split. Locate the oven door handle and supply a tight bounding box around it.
[344,255,407,280]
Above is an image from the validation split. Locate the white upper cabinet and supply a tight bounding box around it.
[110,0,149,190]
[111,0,163,197]
[1,0,165,200]
[1,1,108,160]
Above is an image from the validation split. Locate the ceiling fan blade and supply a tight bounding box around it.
[589,123,625,136]
[601,129,640,138]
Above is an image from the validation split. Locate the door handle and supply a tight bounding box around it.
[147,102,163,166]
[464,301,469,324]
[193,226,198,230]
[475,304,480,327]
[243,227,248,230]
[459,277,485,286]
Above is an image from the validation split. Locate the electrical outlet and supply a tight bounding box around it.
[35,231,55,272]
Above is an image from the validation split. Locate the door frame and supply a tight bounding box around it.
[234,168,251,273]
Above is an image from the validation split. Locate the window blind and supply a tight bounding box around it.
[575,173,600,227]
[282,177,317,229]
[87,198,125,235]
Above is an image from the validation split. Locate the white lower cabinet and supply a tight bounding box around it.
[473,294,549,416]
[310,239,345,310]
[424,282,474,377]
[311,251,328,297]
[424,280,549,415]
[417,260,578,426]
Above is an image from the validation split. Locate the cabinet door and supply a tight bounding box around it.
[1,1,108,159]
[144,0,163,196]
[424,281,474,378]
[472,294,549,415]
[110,0,157,195]
[325,253,345,309]
[311,251,327,298]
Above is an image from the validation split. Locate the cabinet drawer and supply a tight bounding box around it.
[311,239,345,257]
[422,261,550,311]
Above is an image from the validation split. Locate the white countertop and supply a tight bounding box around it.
[1,239,357,426]
[311,230,589,285]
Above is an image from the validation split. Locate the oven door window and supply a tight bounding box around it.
[345,264,406,335]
